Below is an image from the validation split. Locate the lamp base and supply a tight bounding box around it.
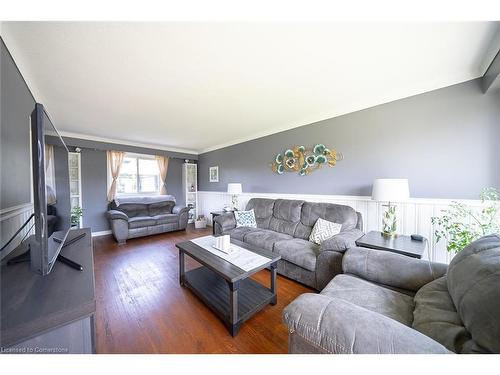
[381,231,398,238]
[231,194,239,211]
[381,202,398,237]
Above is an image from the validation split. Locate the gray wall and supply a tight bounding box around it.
[199,78,500,199]
[80,149,108,232]
[62,138,197,233]
[0,38,35,210]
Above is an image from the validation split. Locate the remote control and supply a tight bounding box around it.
[411,234,425,242]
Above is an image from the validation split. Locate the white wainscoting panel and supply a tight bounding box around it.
[198,191,483,264]
[0,203,34,259]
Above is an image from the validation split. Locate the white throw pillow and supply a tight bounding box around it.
[234,209,257,228]
[309,218,342,245]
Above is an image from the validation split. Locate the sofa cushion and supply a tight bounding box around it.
[114,195,176,206]
[413,276,471,353]
[153,214,178,225]
[225,226,262,242]
[115,203,149,218]
[268,199,304,236]
[295,202,359,240]
[274,238,319,272]
[446,234,500,353]
[309,218,342,245]
[128,216,156,229]
[246,198,275,229]
[321,274,415,326]
[244,229,293,251]
[149,201,175,216]
[283,293,451,354]
[234,209,257,228]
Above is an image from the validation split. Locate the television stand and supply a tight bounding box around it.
[1,228,96,353]
[6,250,31,264]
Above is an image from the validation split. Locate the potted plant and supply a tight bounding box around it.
[431,187,499,253]
[71,205,83,228]
[194,215,207,229]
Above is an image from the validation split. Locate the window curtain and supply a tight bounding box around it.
[155,155,169,195]
[45,144,57,205]
[107,150,125,202]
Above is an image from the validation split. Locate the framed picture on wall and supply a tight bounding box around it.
[209,166,219,182]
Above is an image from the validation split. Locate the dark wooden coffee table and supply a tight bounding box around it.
[176,237,281,336]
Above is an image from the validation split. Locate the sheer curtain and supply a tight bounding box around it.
[45,144,57,204]
[155,155,169,195]
[107,150,125,202]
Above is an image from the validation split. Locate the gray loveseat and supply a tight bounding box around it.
[283,234,500,354]
[106,195,190,244]
[214,198,364,290]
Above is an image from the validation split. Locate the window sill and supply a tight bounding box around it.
[116,193,161,197]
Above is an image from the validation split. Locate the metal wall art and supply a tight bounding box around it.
[271,144,343,176]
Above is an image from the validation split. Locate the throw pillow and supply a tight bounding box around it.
[234,209,257,228]
[309,218,342,245]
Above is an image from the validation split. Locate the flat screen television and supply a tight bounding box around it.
[29,103,71,275]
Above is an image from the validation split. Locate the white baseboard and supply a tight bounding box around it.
[91,230,112,237]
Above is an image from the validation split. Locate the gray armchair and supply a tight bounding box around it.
[283,234,500,354]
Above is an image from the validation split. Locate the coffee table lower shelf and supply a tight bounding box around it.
[182,266,276,336]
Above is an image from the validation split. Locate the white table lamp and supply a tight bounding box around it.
[227,183,242,211]
[372,179,409,236]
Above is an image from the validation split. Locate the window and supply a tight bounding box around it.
[116,154,160,195]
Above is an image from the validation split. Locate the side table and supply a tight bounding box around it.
[355,231,427,259]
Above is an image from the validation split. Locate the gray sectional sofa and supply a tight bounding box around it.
[213,198,364,290]
[283,234,500,354]
[106,195,190,244]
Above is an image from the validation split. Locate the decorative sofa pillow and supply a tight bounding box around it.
[309,217,342,245]
[234,209,257,228]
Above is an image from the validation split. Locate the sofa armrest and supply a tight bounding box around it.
[342,247,448,292]
[283,294,450,354]
[107,210,129,244]
[315,250,343,291]
[173,206,190,230]
[107,209,128,221]
[172,205,190,215]
[319,228,364,253]
[213,212,236,235]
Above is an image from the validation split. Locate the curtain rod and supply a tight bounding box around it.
[67,144,197,162]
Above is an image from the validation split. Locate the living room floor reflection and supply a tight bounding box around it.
[92,225,313,354]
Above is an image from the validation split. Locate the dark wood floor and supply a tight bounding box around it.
[92,225,314,354]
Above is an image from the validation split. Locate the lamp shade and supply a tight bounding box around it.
[371,179,409,202]
[227,183,242,195]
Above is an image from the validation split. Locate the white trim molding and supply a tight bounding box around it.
[0,202,33,220]
[0,204,35,258]
[91,230,112,237]
[198,191,485,264]
[59,131,198,155]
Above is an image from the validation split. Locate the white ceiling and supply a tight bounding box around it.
[2,22,499,154]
